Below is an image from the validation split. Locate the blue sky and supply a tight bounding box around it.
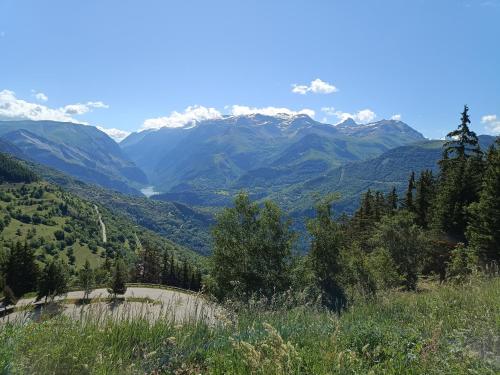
[1,0,499,141]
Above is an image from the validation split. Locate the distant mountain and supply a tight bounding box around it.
[121,114,425,206]
[0,120,147,194]
[277,135,497,217]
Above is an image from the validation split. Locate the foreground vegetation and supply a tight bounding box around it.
[0,276,498,374]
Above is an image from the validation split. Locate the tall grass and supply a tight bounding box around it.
[1,277,499,374]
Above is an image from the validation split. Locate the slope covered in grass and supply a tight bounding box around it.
[1,277,498,374]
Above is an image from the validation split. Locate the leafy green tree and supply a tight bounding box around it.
[211,192,295,300]
[367,247,402,290]
[78,259,95,300]
[108,258,127,297]
[467,139,500,264]
[5,241,38,297]
[370,211,426,290]
[37,259,69,302]
[446,243,478,283]
[307,196,346,309]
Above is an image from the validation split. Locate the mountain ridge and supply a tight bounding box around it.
[0,120,147,194]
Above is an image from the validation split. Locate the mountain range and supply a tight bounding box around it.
[121,114,426,207]
[0,120,146,194]
[0,115,496,254]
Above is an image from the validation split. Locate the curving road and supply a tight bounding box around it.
[94,205,107,243]
[1,287,223,325]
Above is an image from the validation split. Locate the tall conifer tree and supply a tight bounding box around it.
[467,139,500,264]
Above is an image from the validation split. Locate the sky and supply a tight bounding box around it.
[0,0,499,141]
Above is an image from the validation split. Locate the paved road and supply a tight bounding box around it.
[1,287,222,325]
[94,205,107,243]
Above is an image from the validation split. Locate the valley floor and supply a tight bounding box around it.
[1,277,499,374]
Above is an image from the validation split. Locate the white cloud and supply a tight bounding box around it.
[0,89,108,125]
[292,78,338,95]
[63,101,109,115]
[34,92,48,102]
[142,105,222,130]
[481,114,497,123]
[321,107,376,124]
[481,114,500,135]
[142,105,316,131]
[97,126,131,142]
[391,114,402,121]
[291,85,309,95]
[331,108,376,124]
[230,105,315,118]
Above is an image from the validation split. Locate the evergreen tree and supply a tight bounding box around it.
[467,139,500,264]
[307,196,346,309]
[443,105,482,159]
[78,259,94,300]
[137,244,161,284]
[108,258,128,297]
[386,187,398,212]
[5,241,38,297]
[160,250,171,285]
[432,106,484,241]
[181,260,189,289]
[403,171,416,211]
[37,259,69,302]
[415,170,435,229]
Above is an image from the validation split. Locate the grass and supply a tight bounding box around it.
[0,277,499,374]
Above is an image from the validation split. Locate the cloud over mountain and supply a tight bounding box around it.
[0,89,108,123]
[482,114,500,135]
[141,105,316,130]
[321,107,377,124]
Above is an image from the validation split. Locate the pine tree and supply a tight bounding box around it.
[386,187,398,213]
[467,139,500,264]
[160,250,170,285]
[415,170,435,229]
[432,106,484,241]
[403,171,416,212]
[5,241,38,297]
[137,244,161,284]
[108,258,128,297]
[443,105,482,159]
[37,259,69,302]
[181,260,189,289]
[78,259,94,300]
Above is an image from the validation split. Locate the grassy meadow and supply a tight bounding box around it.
[0,276,498,374]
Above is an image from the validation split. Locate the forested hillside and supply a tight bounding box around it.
[29,162,213,255]
[0,154,204,301]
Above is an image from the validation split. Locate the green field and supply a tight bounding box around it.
[1,277,498,374]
